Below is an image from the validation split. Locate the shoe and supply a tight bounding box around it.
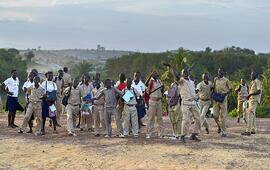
[205,128,209,134]
[134,134,139,138]
[180,136,186,143]
[217,128,221,134]
[35,132,42,136]
[146,134,151,139]
[12,124,19,128]
[241,131,251,136]
[88,128,95,132]
[7,124,13,128]
[72,133,77,137]
[104,135,111,138]
[26,130,33,133]
[237,118,240,123]
[68,132,73,136]
[18,129,23,134]
[190,133,201,142]
[95,134,100,137]
[80,128,84,131]
[41,131,45,136]
[251,131,256,134]
[221,133,227,137]
[159,135,165,139]
[119,134,125,138]
[76,124,80,128]
[170,136,177,140]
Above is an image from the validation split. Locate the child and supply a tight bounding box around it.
[40,71,58,135]
[19,76,44,135]
[93,79,123,138]
[80,94,92,131]
[64,78,81,136]
[123,78,140,137]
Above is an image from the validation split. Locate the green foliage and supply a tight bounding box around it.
[256,106,270,118]
[70,61,94,78]
[228,108,238,117]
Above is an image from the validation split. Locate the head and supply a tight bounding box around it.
[73,78,80,88]
[182,68,190,79]
[251,71,258,80]
[134,71,141,81]
[46,71,53,81]
[11,69,17,79]
[33,76,40,85]
[119,73,126,83]
[58,69,64,79]
[240,78,245,85]
[95,80,101,89]
[31,69,38,77]
[202,72,209,82]
[105,79,112,88]
[28,72,35,82]
[84,74,90,84]
[151,70,159,80]
[126,78,132,88]
[218,68,224,78]
[63,67,68,73]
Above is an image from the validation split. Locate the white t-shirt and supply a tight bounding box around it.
[22,80,34,90]
[3,77,19,97]
[41,80,57,92]
[131,80,145,96]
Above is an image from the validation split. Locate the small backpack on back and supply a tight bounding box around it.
[166,82,180,107]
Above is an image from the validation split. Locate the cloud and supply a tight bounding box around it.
[0,11,33,23]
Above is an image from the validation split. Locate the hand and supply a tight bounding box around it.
[7,91,13,95]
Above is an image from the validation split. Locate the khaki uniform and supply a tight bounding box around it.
[246,79,262,132]
[65,86,81,133]
[168,103,182,137]
[237,84,248,119]
[146,79,164,137]
[213,77,232,135]
[80,84,93,130]
[196,81,213,129]
[20,85,44,133]
[55,77,64,124]
[62,73,72,115]
[179,78,201,136]
[123,88,139,136]
[92,87,106,134]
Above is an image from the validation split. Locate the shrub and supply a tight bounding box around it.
[256,106,270,118]
[228,108,238,117]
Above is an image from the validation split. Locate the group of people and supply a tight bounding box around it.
[0,64,262,142]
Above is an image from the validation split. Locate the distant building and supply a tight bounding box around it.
[97,44,105,52]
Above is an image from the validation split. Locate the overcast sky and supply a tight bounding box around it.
[0,0,269,52]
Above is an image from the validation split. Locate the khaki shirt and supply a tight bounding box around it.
[65,86,81,105]
[148,78,163,100]
[96,87,123,108]
[213,77,232,94]
[92,87,105,105]
[63,73,72,88]
[196,81,213,100]
[55,77,64,97]
[178,78,197,102]
[249,79,262,103]
[28,85,45,103]
[238,84,248,101]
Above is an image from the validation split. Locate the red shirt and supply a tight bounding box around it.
[117,82,126,91]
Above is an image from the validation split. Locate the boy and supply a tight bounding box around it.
[80,94,92,131]
[235,78,248,123]
[54,69,64,126]
[93,79,123,138]
[92,80,106,136]
[123,78,140,137]
[64,78,81,136]
[18,76,44,135]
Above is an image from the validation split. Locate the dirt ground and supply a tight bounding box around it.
[0,113,269,170]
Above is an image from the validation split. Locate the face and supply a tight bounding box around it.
[47,73,53,81]
[58,71,64,78]
[84,76,90,83]
[127,79,132,87]
[11,71,17,79]
[182,69,189,79]
[203,73,209,82]
[218,68,224,77]
[33,76,40,84]
[105,80,111,88]
[152,71,159,79]
[73,79,79,88]
[29,72,35,81]
[240,79,245,85]
[134,72,140,81]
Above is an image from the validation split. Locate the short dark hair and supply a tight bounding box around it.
[11,69,17,74]
[63,67,68,72]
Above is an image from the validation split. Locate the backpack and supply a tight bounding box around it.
[45,81,57,102]
[166,83,180,107]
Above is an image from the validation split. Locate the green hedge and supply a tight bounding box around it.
[228,105,270,118]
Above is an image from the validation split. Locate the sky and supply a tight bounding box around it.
[0,0,269,53]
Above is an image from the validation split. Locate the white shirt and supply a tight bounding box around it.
[179,78,196,102]
[22,79,34,90]
[131,80,145,96]
[3,77,19,97]
[41,80,57,92]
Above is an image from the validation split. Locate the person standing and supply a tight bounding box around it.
[64,78,81,136]
[145,71,165,139]
[54,69,64,126]
[131,71,146,128]
[18,76,44,135]
[22,72,35,133]
[1,70,24,128]
[235,78,249,123]
[241,71,262,136]
[212,68,232,137]
[92,80,106,136]
[196,73,213,134]
[123,78,140,137]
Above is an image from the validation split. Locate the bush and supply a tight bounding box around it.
[228,108,238,117]
[257,106,270,118]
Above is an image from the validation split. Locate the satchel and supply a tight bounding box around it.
[46,81,57,102]
[62,86,72,107]
[212,92,225,103]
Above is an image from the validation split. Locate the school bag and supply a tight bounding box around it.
[166,83,180,107]
[212,78,226,103]
[45,81,57,102]
[62,86,72,106]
